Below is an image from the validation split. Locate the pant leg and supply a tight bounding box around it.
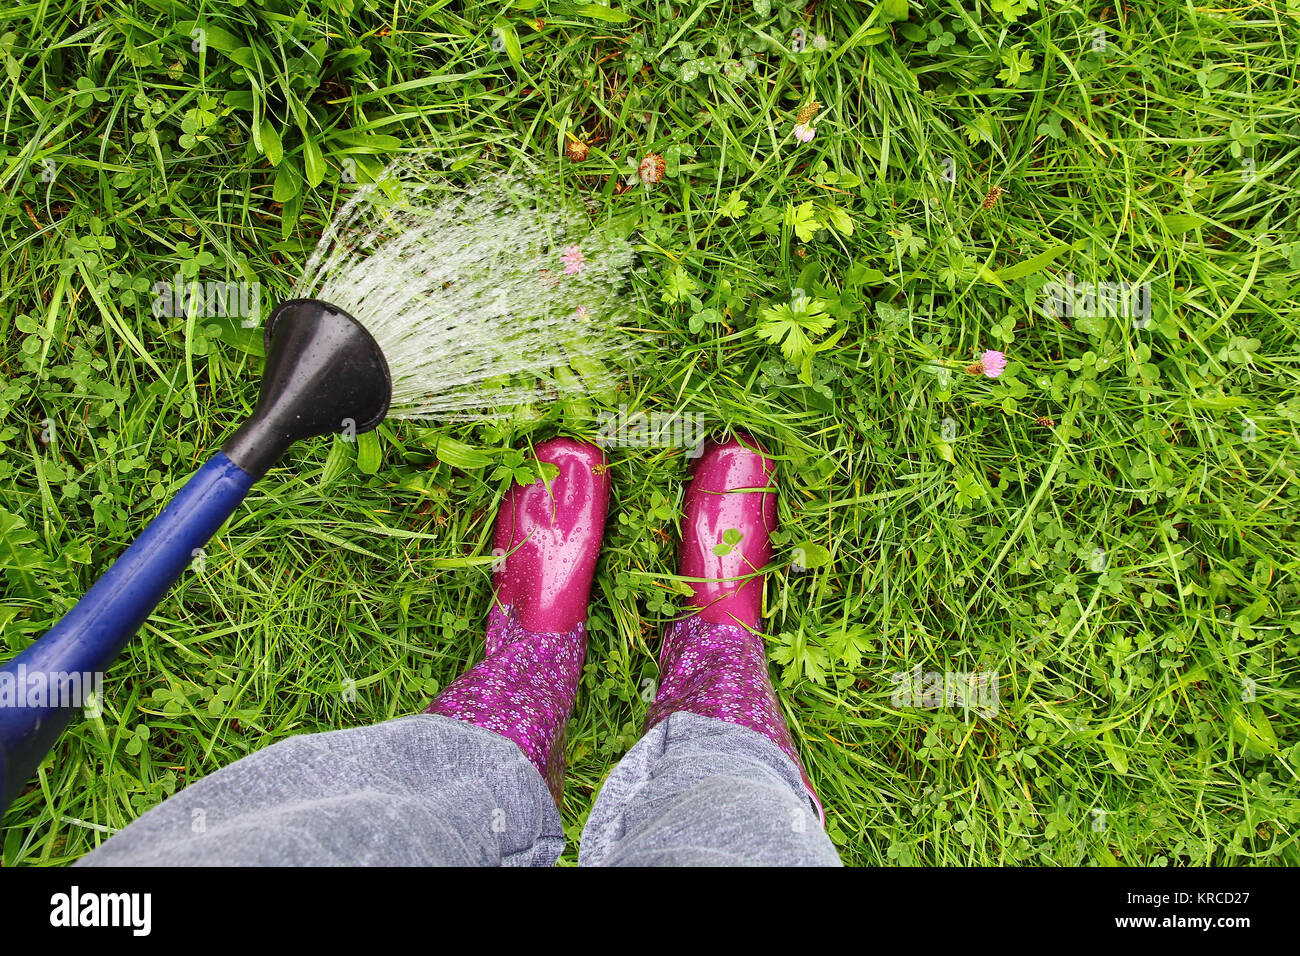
[77,713,562,867]
[578,712,841,866]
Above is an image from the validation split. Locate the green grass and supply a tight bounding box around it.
[2,0,1299,866]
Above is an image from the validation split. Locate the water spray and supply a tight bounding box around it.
[0,162,634,813]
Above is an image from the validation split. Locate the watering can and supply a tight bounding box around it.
[0,299,392,814]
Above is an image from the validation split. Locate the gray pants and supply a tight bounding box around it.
[78,712,840,866]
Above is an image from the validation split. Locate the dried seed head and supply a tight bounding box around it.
[981,185,1004,210]
[638,153,666,184]
[1037,416,1056,428]
[796,101,821,125]
[566,139,589,162]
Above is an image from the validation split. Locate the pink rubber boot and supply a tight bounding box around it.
[425,438,609,803]
[646,435,824,822]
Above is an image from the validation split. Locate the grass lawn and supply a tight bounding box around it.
[2,0,1298,866]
